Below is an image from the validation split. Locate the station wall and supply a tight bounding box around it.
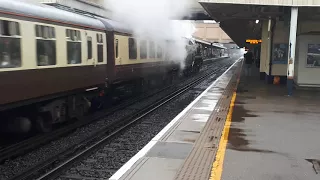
[260,20,287,77]
[295,34,320,87]
[193,22,233,44]
[260,19,320,86]
[298,20,320,34]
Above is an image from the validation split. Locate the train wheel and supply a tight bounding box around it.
[173,71,180,83]
[195,65,200,73]
[4,117,32,134]
[161,75,170,86]
[183,68,191,77]
[132,78,145,94]
[167,74,174,85]
[95,99,104,110]
[34,113,52,133]
[90,97,104,112]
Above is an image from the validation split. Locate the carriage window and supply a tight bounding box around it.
[156,45,162,58]
[87,36,92,59]
[115,39,119,58]
[128,38,137,60]
[97,33,103,62]
[0,20,21,68]
[66,29,81,64]
[35,25,56,66]
[140,40,147,59]
[149,41,155,58]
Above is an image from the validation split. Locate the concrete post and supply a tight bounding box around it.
[259,20,272,81]
[266,18,272,83]
[287,7,298,96]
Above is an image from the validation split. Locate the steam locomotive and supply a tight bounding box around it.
[0,0,225,133]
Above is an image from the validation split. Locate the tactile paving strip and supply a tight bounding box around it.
[174,60,242,180]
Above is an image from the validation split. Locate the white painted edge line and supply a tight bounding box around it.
[109,57,242,180]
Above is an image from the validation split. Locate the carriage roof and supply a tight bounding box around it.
[0,0,132,34]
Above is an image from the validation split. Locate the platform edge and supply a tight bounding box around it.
[109,57,242,180]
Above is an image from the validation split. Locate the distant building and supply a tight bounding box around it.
[193,21,234,44]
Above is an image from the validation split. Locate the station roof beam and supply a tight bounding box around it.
[198,1,288,47]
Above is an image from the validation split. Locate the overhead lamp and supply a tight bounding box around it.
[255,20,259,24]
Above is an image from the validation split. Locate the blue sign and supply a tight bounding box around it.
[272,43,288,64]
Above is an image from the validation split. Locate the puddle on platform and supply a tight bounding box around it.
[236,89,248,93]
[234,100,245,104]
[227,104,274,153]
[228,128,247,147]
[231,105,257,122]
[236,88,256,99]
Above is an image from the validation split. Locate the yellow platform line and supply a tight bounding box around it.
[209,57,243,180]
[209,91,237,180]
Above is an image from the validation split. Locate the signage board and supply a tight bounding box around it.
[246,39,262,44]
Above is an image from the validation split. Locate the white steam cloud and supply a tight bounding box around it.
[105,0,197,69]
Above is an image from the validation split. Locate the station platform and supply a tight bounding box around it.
[222,68,320,179]
[109,58,320,180]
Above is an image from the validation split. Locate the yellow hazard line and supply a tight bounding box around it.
[209,91,237,180]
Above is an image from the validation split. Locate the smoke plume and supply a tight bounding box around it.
[105,0,197,69]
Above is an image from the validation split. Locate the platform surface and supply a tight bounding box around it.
[220,66,320,180]
[109,58,242,180]
[110,60,320,180]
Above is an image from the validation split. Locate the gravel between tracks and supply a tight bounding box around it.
[0,57,234,180]
[56,58,235,180]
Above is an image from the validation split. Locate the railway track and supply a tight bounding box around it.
[0,57,227,165]
[5,59,234,180]
[0,77,172,163]
[0,59,228,166]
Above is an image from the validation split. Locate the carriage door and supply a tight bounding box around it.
[115,38,121,65]
[86,32,96,66]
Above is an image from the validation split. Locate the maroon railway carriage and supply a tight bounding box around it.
[0,0,191,133]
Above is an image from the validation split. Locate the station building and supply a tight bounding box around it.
[199,0,320,91]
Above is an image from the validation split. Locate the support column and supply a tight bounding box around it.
[259,20,272,81]
[266,18,272,84]
[287,7,298,96]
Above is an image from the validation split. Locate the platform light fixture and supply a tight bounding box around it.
[255,19,259,24]
[246,39,262,44]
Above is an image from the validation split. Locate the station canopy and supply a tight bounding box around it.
[198,2,288,47]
